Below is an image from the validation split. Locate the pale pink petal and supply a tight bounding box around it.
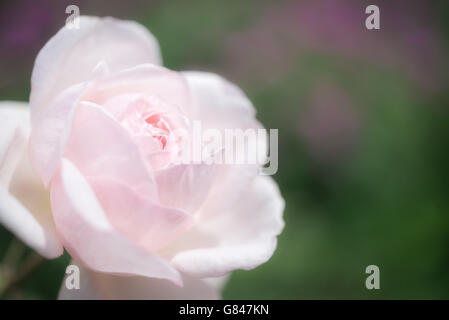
[30,16,162,122]
[0,102,63,258]
[154,162,220,214]
[50,158,181,285]
[203,274,231,292]
[64,101,157,198]
[58,260,220,300]
[182,71,258,130]
[165,175,285,277]
[83,64,192,116]
[182,72,267,166]
[0,102,29,186]
[101,92,191,170]
[29,83,86,186]
[194,163,260,221]
[89,177,193,252]
[0,189,62,259]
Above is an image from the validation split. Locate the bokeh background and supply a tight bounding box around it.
[1,0,448,299]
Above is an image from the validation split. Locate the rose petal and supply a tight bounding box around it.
[29,83,86,186]
[154,162,220,214]
[30,16,162,122]
[0,102,63,258]
[0,189,62,259]
[182,71,267,167]
[58,260,220,300]
[182,71,258,130]
[64,101,157,198]
[0,102,29,186]
[50,158,181,285]
[166,175,285,277]
[84,64,192,116]
[89,177,193,252]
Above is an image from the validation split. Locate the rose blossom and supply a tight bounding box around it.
[0,16,284,299]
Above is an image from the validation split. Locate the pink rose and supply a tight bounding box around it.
[0,16,284,299]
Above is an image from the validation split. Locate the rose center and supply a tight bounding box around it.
[144,113,171,149]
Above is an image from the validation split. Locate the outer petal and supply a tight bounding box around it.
[30,16,162,122]
[182,71,267,167]
[29,83,86,186]
[182,71,258,130]
[164,175,285,277]
[50,158,181,285]
[0,102,63,258]
[58,260,220,300]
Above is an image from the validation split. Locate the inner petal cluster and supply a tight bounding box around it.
[118,97,187,170]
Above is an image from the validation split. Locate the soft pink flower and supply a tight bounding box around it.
[0,16,284,299]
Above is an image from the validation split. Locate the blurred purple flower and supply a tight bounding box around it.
[224,0,447,92]
[0,0,56,55]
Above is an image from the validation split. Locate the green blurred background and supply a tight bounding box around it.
[0,0,448,299]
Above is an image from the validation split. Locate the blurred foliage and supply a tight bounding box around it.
[0,0,448,299]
